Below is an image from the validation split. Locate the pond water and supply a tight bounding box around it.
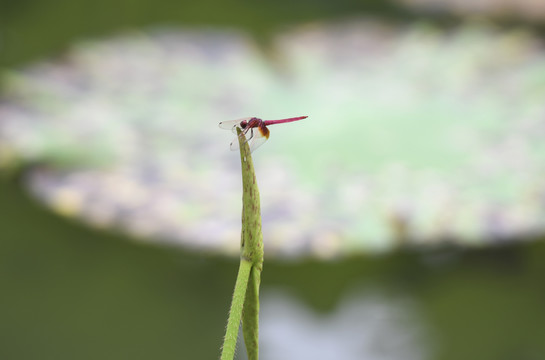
[2,1,545,359]
[2,176,545,360]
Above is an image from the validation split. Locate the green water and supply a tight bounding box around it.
[2,175,545,359]
[2,1,545,359]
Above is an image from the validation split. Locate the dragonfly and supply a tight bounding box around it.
[219,116,308,153]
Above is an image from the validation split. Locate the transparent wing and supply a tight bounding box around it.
[247,128,269,153]
[229,127,269,153]
[219,117,252,133]
[229,133,242,151]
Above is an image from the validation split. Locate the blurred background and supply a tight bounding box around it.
[2,0,545,359]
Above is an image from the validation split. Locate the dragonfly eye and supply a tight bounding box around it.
[240,121,247,129]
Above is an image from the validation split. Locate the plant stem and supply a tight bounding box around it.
[220,259,252,360]
[220,128,264,360]
[242,265,261,360]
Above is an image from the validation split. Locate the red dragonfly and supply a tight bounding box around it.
[219,116,307,153]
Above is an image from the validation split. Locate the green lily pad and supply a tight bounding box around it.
[1,23,545,258]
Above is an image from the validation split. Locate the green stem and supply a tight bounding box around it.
[239,136,264,267]
[242,265,261,360]
[220,128,264,360]
[220,259,252,360]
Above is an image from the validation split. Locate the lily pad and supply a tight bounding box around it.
[1,23,545,258]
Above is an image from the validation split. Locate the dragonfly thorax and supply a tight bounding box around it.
[241,117,262,129]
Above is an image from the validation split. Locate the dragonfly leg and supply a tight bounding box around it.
[241,128,254,146]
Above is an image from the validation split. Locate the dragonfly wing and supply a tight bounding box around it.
[247,126,269,153]
[248,135,268,153]
[229,128,268,153]
[229,133,242,151]
[219,117,252,133]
